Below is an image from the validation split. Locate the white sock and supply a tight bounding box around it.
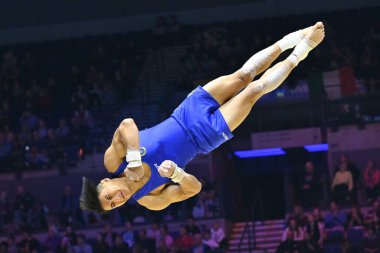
[287,54,299,66]
[241,45,276,78]
[290,38,316,65]
[277,30,303,52]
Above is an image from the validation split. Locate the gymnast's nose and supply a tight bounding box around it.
[116,191,124,201]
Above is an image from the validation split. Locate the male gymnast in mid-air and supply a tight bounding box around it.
[80,22,325,213]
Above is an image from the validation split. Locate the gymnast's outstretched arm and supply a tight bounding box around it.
[138,160,202,210]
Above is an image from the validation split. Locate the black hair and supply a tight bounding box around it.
[79,177,106,214]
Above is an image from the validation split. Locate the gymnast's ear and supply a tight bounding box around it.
[100,178,110,184]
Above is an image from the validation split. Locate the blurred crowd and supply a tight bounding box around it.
[177,8,379,94]
[0,219,227,253]
[0,177,221,240]
[295,155,379,209]
[277,155,380,253]
[0,33,144,174]
[277,201,380,253]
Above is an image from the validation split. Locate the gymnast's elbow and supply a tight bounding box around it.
[120,118,136,127]
[186,181,202,196]
[194,181,202,194]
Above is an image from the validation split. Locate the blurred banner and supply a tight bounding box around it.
[251,127,321,149]
[259,80,310,105]
[316,66,358,100]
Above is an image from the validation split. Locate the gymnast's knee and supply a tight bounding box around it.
[246,80,267,95]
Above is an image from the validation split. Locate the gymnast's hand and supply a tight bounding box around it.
[157,160,176,178]
[124,165,144,181]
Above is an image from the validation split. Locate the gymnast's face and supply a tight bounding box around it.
[97,178,131,210]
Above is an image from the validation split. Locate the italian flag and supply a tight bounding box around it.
[308,66,357,101]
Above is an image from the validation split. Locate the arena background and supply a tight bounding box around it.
[0,0,379,252]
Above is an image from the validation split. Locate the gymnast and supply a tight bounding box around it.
[80,22,325,212]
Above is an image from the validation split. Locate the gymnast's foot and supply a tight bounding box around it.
[276,24,315,52]
[289,21,325,65]
[303,22,325,49]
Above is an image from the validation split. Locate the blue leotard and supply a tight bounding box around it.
[111,86,233,200]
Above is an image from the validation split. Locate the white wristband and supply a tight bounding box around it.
[126,149,142,168]
[170,165,185,183]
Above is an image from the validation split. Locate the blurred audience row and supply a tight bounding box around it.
[0,218,226,253]
[296,155,379,209]
[278,201,380,253]
[0,178,221,238]
[0,30,145,173]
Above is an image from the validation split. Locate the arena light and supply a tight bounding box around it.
[234,148,286,158]
[304,144,328,152]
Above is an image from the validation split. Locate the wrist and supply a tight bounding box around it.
[126,148,142,168]
[170,165,185,183]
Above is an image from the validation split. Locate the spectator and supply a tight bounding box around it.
[324,202,346,242]
[191,233,207,253]
[365,201,380,233]
[56,119,70,140]
[202,230,219,251]
[325,202,347,228]
[72,103,93,128]
[205,189,220,218]
[157,225,173,250]
[71,86,88,106]
[0,191,13,234]
[363,160,380,202]
[153,16,166,36]
[276,231,299,253]
[211,222,227,249]
[73,234,92,253]
[361,225,380,253]
[103,224,117,247]
[62,226,76,246]
[102,82,117,105]
[0,241,9,253]
[288,204,308,228]
[281,218,305,242]
[332,162,353,204]
[187,218,201,235]
[192,192,206,219]
[110,235,130,253]
[136,229,155,253]
[37,119,48,139]
[19,230,42,252]
[175,226,194,253]
[146,222,160,241]
[167,15,180,34]
[89,83,103,107]
[298,161,320,209]
[60,186,77,226]
[28,201,48,231]
[19,110,38,130]
[13,185,35,231]
[57,236,74,253]
[43,225,61,252]
[334,154,360,201]
[6,235,17,253]
[122,221,135,248]
[92,232,109,253]
[348,206,364,228]
[305,209,324,247]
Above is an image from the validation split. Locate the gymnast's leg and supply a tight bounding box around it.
[202,26,314,105]
[219,22,325,131]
